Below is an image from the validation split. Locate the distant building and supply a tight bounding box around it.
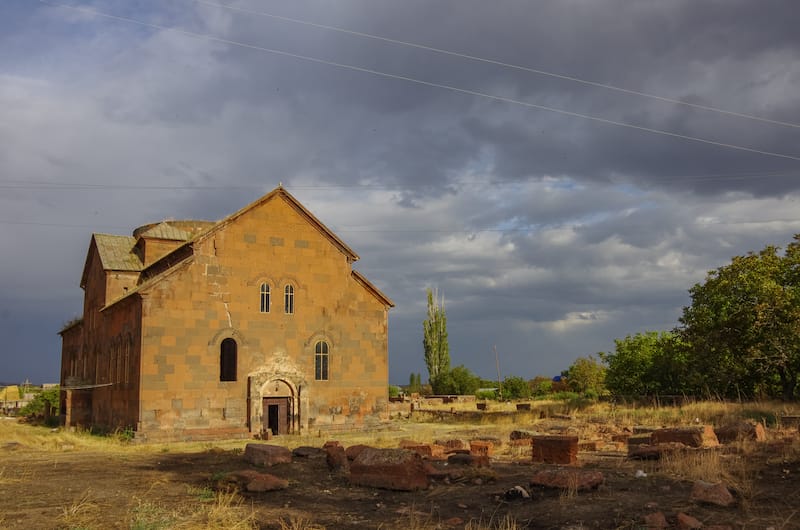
[60,187,394,441]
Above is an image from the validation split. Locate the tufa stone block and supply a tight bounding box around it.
[244,443,292,466]
[532,435,578,464]
[651,426,719,448]
[349,448,429,491]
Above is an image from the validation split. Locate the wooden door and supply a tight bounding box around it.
[262,397,290,435]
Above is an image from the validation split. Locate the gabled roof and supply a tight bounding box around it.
[137,221,192,241]
[98,186,392,310]
[195,187,360,262]
[80,234,143,289]
[94,234,143,271]
[101,253,194,312]
[352,270,395,308]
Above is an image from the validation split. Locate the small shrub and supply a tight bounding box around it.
[475,389,497,400]
[188,485,216,502]
[116,428,135,443]
[548,391,580,401]
[584,389,600,400]
[130,500,174,530]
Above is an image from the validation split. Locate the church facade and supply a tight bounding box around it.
[59,187,393,441]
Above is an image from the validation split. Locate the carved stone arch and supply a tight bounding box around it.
[248,350,309,434]
[277,275,300,289]
[208,327,247,348]
[246,271,277,288]
[303,331,335,351]
[208,328,247,382]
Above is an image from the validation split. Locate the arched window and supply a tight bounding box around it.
[260,283,270,313]
[284,284,295,314]
[220,338,237,381]
[315,341,329,381]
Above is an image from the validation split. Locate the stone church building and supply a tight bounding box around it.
[59,187,393,441]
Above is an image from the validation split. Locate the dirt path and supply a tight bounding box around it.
[2,443,798,529]
[1,420,799,529]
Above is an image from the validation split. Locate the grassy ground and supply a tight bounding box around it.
[1,400,799,529]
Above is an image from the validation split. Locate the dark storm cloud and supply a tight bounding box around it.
[1,0,799,383]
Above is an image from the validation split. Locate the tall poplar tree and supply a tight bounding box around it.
[423,287,450,385]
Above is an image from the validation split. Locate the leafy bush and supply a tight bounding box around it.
[564,355,607,396]
[500,376,531,400]
[528,376,553,397]
[546,391,580,401]
[117,428,136,443]
[432,365,481,395]
[19,386,60,418]
[475,389,497,400]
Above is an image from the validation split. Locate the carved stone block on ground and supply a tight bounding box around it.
[714,421,766,443]
[470,440,494,457]
[690,480,735,507]
[531,435,578,464]
[349,447,430,491]
[651,426,719,448]
[244,443,292,466]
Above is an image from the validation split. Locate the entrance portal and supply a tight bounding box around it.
[262,397,291,435]
[249,373,302,435]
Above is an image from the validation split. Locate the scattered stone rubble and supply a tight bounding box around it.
[690,480,735,507]
[233,417,771,526]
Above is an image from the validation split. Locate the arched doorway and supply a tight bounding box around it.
[261,379,293,435]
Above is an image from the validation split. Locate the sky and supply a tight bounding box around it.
[2,0,799,386]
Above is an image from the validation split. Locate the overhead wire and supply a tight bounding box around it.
[3,216,800,232]
[38,0,800,163]
[1,168,799,191]
[13,169,797,188]
[190,0,800,130]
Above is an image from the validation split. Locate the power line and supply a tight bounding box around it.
[39,1,800,163]
[1,168,798,191]
[3,216,800,232]
[191,0,800,130]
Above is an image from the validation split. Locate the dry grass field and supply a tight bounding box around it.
[1,399,799,529]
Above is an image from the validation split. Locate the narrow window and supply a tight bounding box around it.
[284,285,294,314]
[220,338,237,381]
[260,283,270,313]
[315,341,329,381]
[124,337,130,384]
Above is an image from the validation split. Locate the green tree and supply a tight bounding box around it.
[19,386,60,418]
[528,376,553,397]
[423,288,450,383]
[432,365,481,395]
[600,331,681,397]
[408,372,422,393]
[564,355,607,397]
[680,237,800,399]
[500,375,531,400]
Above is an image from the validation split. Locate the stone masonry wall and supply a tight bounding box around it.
[136,195,389,440]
